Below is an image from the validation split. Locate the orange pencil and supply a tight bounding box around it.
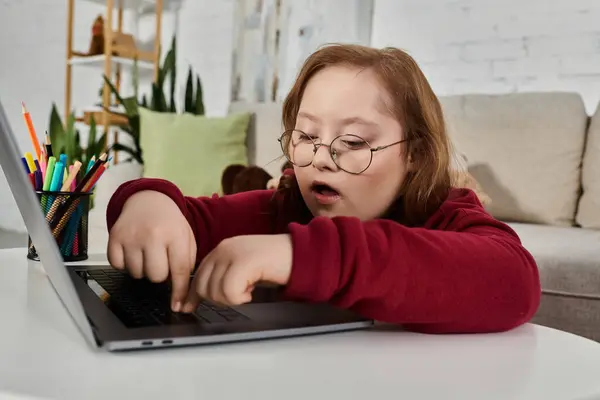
[21,102,42,161]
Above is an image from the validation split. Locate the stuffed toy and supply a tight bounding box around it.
[221,164,273,195]
[88,15,104,56]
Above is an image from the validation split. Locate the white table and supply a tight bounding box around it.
[2,248,600,400]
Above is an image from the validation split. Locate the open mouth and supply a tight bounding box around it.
[310,181,341,204]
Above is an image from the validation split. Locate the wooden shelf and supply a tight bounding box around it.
[80,0,182,12]
[80,0,155,10]
[68,54,154,70]
[66,0,163,165]
[77,110,129,127]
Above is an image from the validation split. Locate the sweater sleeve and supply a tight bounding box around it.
[106,178,278,264]
[282,200,541,334]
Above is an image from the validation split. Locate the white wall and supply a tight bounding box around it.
[231,0,373,104]
[372,0,600,113]
[276,0,374,101]
[0,0,235,232]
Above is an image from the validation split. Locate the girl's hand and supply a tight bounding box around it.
[107,190,197,311]
[182,234,293,310]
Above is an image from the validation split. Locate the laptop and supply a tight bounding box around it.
[0,98,372,351]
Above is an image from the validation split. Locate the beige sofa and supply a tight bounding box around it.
[90,92,600,342]
[440,92,600,342]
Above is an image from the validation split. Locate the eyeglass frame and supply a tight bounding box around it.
[277,129,411,175]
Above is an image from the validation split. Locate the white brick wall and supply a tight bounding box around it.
[371,0,600,112]
[0,0,235,232]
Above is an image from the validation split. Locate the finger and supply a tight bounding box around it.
[222,263,255,306]
[183,256,215,313]
[107,236,125,270]
[207,261,229,305]
[182,271,202,314]
[142,244,169,283]
[168,241,193,312]
[124,248,144,279]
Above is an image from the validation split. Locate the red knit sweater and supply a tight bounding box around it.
[106,176,541,334]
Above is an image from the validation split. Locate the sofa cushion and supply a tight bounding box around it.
[139,108,251,197]
[576,103,600,229]
[440,92,588,227]
[508,222,600,296]
[228,102,285,178]
[508,222,600,341]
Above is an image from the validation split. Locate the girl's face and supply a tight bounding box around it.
[292,65,410,220]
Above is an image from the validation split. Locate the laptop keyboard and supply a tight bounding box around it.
[81,269,249,328]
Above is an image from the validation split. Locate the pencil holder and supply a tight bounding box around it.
[27,191,91,262]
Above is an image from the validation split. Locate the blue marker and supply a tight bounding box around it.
[49,161,64,192]
[21,157,30,174]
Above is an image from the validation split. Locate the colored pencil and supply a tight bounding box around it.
[28,173,35,189]
[21,102,42,161]
[61,161,81,192]
[50,163,107,239]
[21,157,30,174]
[45,132,53,159]
[48,154,107,231]
[34,170,43,191]
[24,152,36,172]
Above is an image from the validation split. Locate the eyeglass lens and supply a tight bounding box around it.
[280,130,372,174]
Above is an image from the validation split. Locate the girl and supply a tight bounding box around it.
[106,44,540,334]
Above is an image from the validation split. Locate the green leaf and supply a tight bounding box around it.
[48,103,66,156]
[85,115,98,163]
[195,75,204,115]
[73,130,83,166]
[133,58,139,99]
[151,82,167,112]
[95,131,108,156]
[108,142,143,164]
[157,50,173,90]
[184,67,194,113]
[102,75,126,107]
[121,97,139,117]
[168,35,177,112]
[65,112,76,165]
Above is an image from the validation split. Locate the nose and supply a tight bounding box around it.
[312,143,337,172]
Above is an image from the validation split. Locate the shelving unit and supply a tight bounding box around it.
[65,0,163,163]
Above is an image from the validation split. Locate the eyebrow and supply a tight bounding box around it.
[297,111,380,127]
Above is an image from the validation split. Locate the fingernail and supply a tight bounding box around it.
[172,301,181,312]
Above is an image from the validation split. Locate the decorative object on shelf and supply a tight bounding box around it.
[84,14,155,62]
[88,15,104,56]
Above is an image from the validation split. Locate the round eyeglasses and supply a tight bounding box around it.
[278,129,409,175]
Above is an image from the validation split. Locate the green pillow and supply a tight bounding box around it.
[139,108,251,197]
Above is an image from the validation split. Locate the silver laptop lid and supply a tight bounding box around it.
[0,98,97,348]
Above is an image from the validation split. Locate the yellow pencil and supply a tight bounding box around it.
[24,152,36,172]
